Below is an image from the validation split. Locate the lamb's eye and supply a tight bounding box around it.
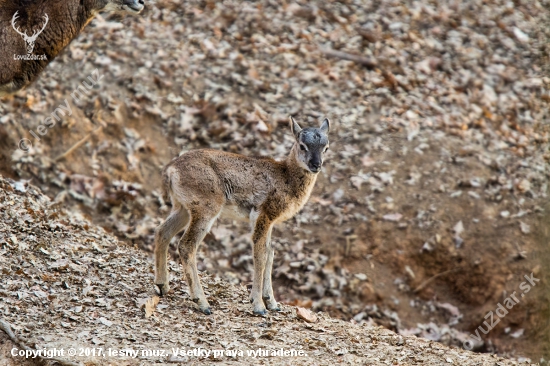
[324,146,329,153]
[300,144,306,151]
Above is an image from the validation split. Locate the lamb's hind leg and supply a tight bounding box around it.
[178,210,219,315]
[154,206,189,295]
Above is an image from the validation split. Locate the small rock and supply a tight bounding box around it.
[520,222,531,234]
[34,291,48,298]
[422,241,434,252]
[168,355,190,363]
[454,236,464,248]
[453,221,464,235]
[256,120,269,132]
[468,191,480,200]
[333,189,344,202]
[510,328,524,338]
[450,191,462,198]
[513,27,529,43]
[353,312,366,322]
[383,213,403,222]
[99,317,113,327]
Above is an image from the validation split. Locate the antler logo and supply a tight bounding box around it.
[11,11,49,55]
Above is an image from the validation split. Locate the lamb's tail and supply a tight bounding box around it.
[161,164,173,204]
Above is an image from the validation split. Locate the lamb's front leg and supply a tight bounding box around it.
[251,214,273,316]
[262,230,280,311]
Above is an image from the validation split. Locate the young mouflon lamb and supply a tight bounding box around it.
[154,117,330,315]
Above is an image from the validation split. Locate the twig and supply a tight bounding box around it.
[0,318,82,366]
[0,319,20,343]
[54,126,103,162]
[413,268,460,293]
[320,48,378,68]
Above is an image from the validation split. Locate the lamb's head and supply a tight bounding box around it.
[290,116,330,174]
[96,0,145,14]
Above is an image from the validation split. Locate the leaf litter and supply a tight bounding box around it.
[0,176,521,365]
[0,0,549,362]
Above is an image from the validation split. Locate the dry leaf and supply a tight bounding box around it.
[361,155,376,167]
[296,307,318,323]
[145,296,160,318]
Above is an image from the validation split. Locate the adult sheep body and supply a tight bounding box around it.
[0,0,144,97]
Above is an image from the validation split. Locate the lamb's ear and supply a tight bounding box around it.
[290,116,302,140]
[320,118,330,134]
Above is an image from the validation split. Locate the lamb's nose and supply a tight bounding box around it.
[310,162,321,172]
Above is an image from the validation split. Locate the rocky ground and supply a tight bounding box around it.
[0,176,533,365]
[1,0,550,362]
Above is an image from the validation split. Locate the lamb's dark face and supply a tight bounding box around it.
[291,117,330,174]
[101,0,145,14]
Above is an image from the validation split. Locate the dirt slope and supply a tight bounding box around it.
[0,176,526,365]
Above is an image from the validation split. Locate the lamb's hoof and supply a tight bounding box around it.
[156,284,169,296]
[192,298,211,315]
[263,296,280,311]
[253,309,267,316]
